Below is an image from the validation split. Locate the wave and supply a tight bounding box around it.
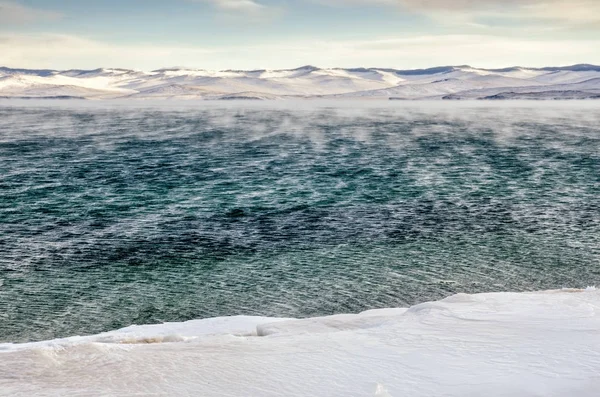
[1,288,599,396]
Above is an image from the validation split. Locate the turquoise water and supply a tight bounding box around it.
[0,102,599,343]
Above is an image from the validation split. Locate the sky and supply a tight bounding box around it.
[0,0,599,70]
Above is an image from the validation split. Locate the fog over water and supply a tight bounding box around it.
[0,101,599,343]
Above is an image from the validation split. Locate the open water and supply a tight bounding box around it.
[0,101,598,343]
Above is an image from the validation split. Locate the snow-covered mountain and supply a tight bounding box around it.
[1,64,600,100]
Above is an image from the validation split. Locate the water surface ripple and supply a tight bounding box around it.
[0,102,599,342]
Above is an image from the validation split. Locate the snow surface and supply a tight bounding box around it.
[1,288,599,396]
[1,65,600,100]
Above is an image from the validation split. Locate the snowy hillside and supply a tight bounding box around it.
[1,64,600,100]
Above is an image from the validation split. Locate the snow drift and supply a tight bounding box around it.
[1,288,599,396]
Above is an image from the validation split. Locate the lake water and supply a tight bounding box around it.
[1,101,599,343]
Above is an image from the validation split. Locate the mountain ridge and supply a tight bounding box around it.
[4,64,599,74]
[1,64,599,100]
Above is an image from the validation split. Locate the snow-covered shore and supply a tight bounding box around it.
[1,288,599,396]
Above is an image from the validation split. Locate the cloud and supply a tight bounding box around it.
[1,32,599,71]
[186,0,282,21]
[0,1,62,24]
[318,0,600,24]
[0,34,218,70]
[518,1,600,25]
[206,0,266,12]
[190,0,268,14]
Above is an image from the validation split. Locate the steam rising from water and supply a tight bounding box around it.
[0,100,599,343]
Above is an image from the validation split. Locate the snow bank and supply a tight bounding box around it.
[1,288,599,396]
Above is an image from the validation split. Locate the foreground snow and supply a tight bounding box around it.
[1,288,599,396]
[1,64,600,100]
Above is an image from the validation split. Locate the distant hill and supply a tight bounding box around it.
[1,64,600,100]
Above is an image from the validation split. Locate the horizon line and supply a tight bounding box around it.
[2,63,600,74]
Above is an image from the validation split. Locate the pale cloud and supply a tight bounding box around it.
[0,1,62,24]
[0,34,218,70]
[190,0,267,14]
[518,1,600,25]
[207,0,266,12]
[1,32,598,71]
[187,0,282,21]
[318,0,600,24]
